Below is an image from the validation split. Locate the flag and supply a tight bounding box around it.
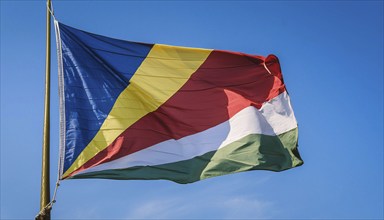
[55,21,303,183]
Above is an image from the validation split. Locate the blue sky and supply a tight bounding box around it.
[1,0,383,219]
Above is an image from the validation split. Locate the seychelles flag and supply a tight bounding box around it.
[55,21,303,183]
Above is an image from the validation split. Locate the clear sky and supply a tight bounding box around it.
[1,0,383,219]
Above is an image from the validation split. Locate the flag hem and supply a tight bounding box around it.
[54,20,66,179]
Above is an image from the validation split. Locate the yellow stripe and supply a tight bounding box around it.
[63,44,213,178]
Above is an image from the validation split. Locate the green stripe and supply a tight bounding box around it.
[70,128,303,184]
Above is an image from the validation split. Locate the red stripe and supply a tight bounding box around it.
[67,50,286,178]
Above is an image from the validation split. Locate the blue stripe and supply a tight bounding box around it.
[59,23,154,173]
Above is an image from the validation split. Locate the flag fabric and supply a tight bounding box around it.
[55,21,303,184]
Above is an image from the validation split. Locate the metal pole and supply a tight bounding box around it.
[39,0,51,219]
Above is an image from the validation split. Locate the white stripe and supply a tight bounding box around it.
[75,91,297,176]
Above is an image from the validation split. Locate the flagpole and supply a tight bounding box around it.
[39,0,51,219]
